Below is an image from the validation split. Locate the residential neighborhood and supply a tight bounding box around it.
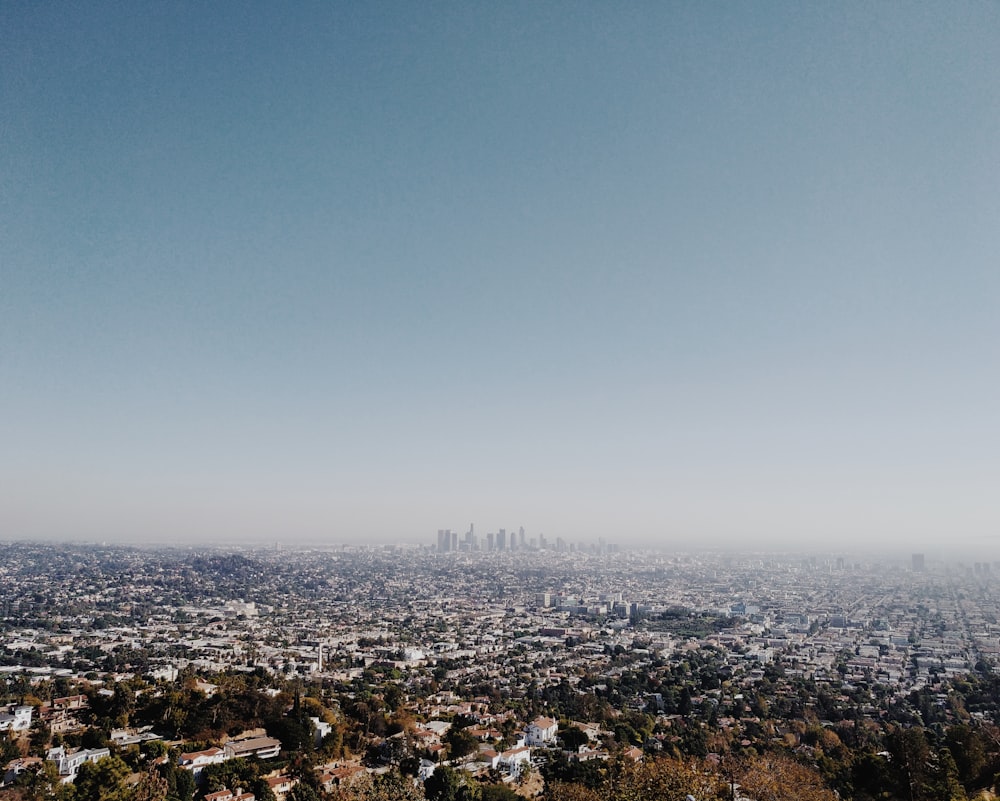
[2,541,1000,800]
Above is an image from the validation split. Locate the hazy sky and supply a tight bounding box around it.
[2,2,999,551]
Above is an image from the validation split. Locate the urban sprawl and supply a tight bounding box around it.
[2,539,1000,801]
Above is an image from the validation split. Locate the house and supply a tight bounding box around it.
[622,746,643,763]
[46,747,111,780]
[224,736,281,760]
[3,757,42,786]
[0,706,32,732]
[51,695,88,712]
[525,716,558,746]
[179,747,226,776]
[426,743,447,761]
[310,716,332,746]
[265,774,297,800]
[477,748,500,770]
[423,720,451,737]
[205,788,254,801]
[498,746,531,776]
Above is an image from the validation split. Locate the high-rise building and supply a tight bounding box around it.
[912,553,925,572]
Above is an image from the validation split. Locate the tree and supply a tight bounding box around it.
[328,770,425,801]
[481,785,520,801]
[287,785,322,801]
[446,727,479,760]
[735,753,838,801]
[559,726,590,752]
[944,724,987,790]
[544,783,602,801]
[928,747,967,801]
[14,759,72,801]
[0,732,20,765]
[131,769,170,801]
[73,755,132,801]
[424,765,464,801]
[424,764,480,801]
[607,756,729,801]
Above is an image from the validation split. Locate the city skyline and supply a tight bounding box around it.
[3,3,999,550]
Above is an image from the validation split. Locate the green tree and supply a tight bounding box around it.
[287,785,322,801]
[0,732,20,765]
[944,725,987,790]
[559,726,590,753]
[14,759,73,801]
[73,755,132,801]
[446,727,479,760]
[424,765,480,801]
[481,785,520,801]
[928,748,967,801]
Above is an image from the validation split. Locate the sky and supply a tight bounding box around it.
[2,2,999,553]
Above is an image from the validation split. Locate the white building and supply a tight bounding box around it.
[0,705,32,732]
[525,716,558,746]
[224,735,281,760]
[46,746,111,780]
[310,716,332,746]
[499,746,532,776]
[179,747,227,776]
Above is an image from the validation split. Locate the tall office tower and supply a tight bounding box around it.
[538,533,547,549]
[487,531,495,551]
[912,553,925,572]
[437,529,447,551]
[497,529,507,550]
[451,531,458,551]
[519,527,525,548]
[556,536,566,552]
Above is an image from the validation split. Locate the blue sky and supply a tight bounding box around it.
[2,2,999,551]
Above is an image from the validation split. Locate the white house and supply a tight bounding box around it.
[525,716,558,746]
[499,746,532,776]
[224,735,281,760]
[179,747,227,776]
[0,706,32,732]
[310,716,332,746]
[46,746,111,780]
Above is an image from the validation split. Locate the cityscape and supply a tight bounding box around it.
[4,540,1000,800]
[4,2,998,800]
